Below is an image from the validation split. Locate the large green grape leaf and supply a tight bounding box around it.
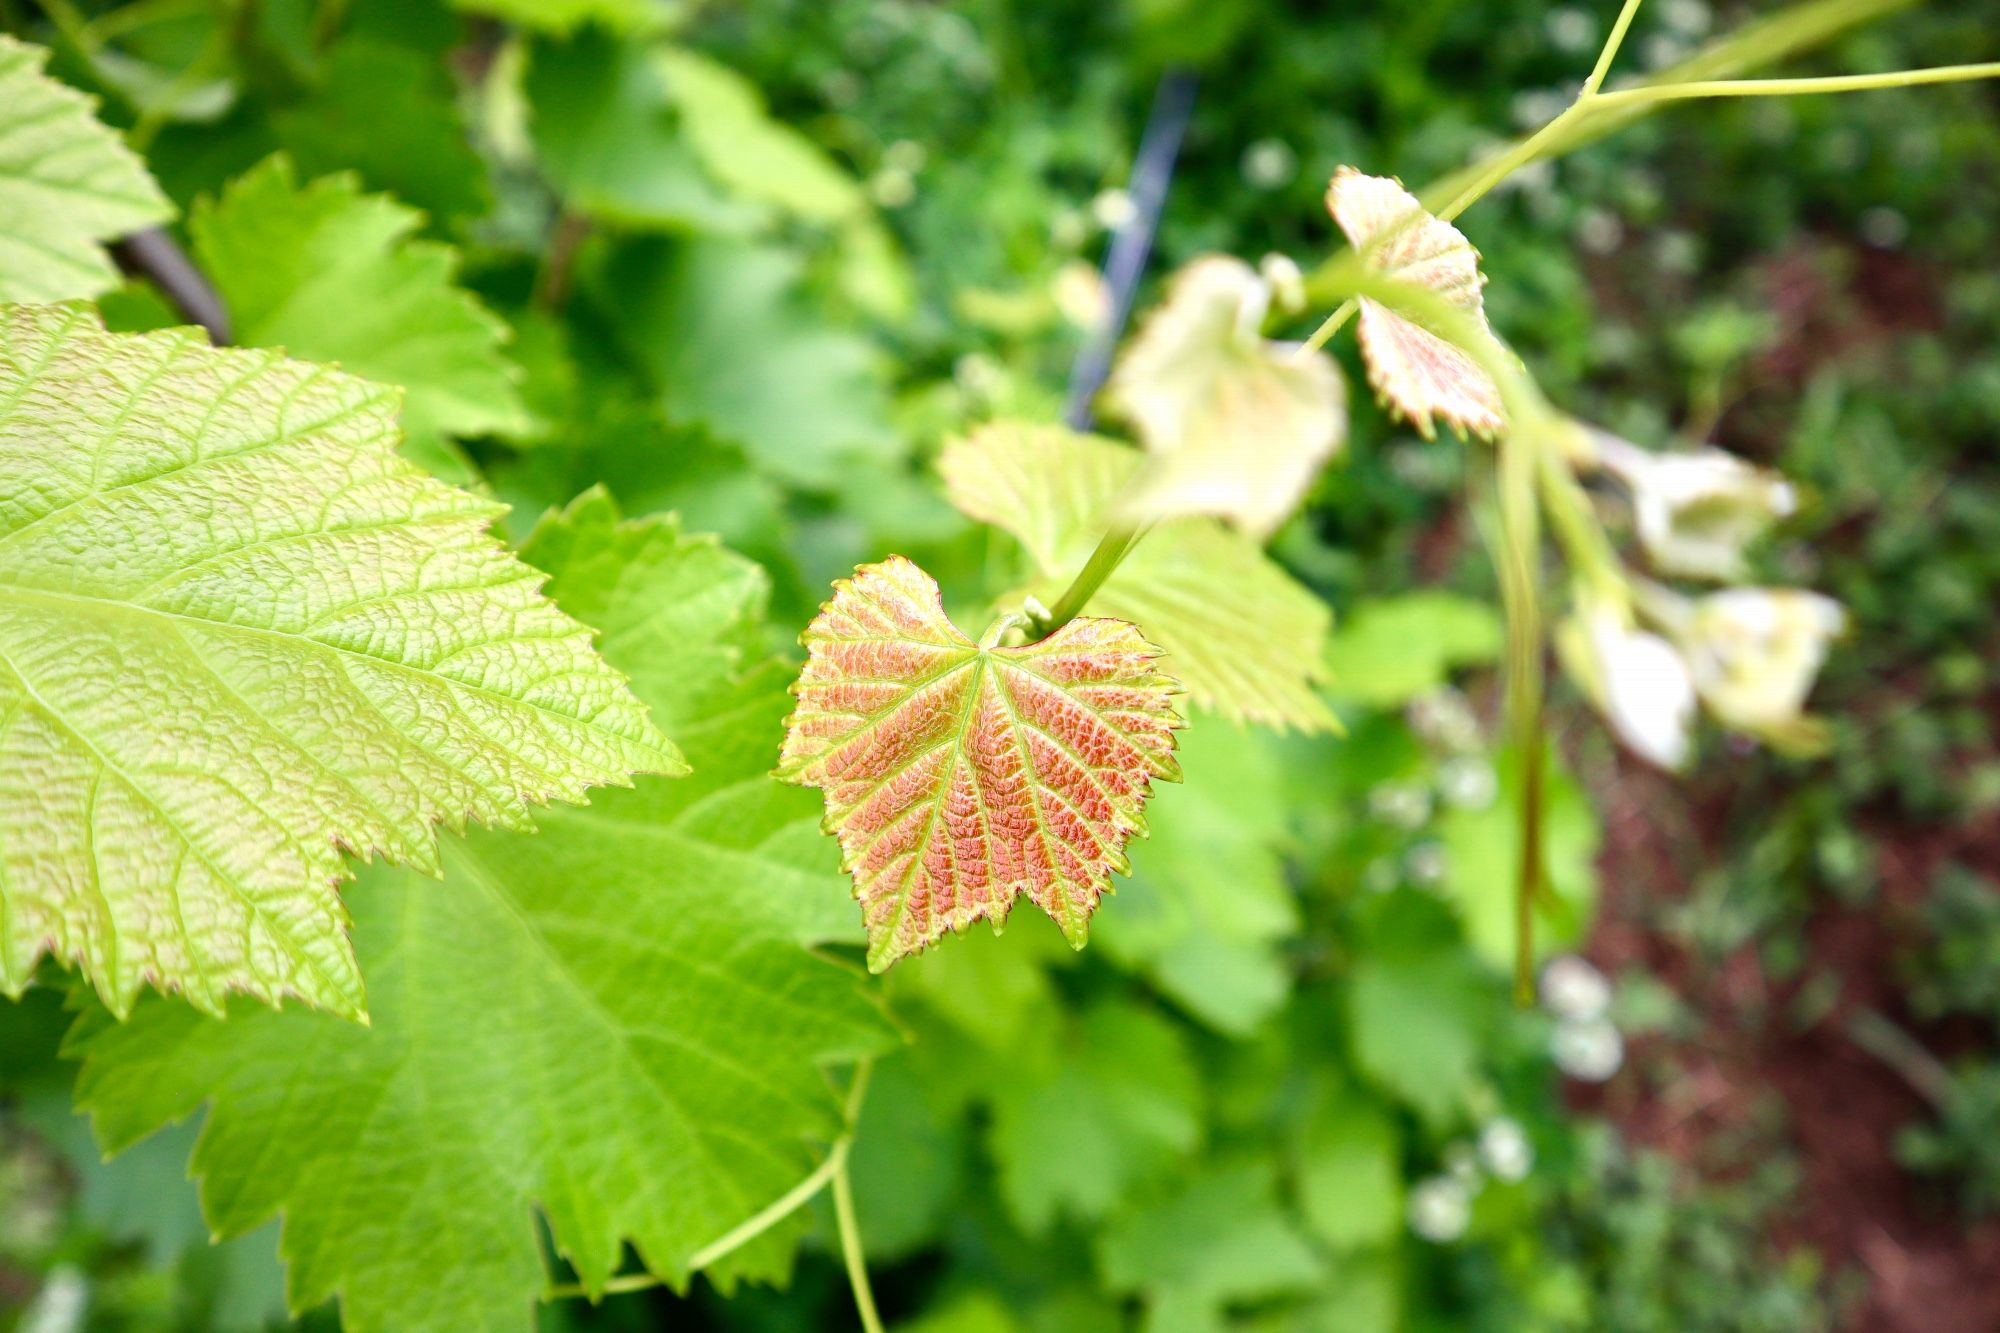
[192,156,529,461]
[940,422,1336,732]
[1323,592,1503,707]
[273,40,493,226]
[655,47,866,224]
[987,999,1201,1234]
[602,236,897,489]
[1096,717,1300,1034]
[527,29,764,234]
[0,306,675,1018]
[71,491,895,1333]
[1096,1159,1324,1325]
[777,556,1183,971]
[0,36,173,303]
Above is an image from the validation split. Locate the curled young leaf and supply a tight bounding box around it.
[1106,255,1347,539]
[1326,167,1504,440]
[778,557,1183,970]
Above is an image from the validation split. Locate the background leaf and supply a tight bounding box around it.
[0,36,172,303]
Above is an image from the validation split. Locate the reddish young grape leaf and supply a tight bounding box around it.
[1325,167,1504,440]
[777,557,1183,971]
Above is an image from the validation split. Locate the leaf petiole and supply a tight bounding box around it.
[1033,521,1156,633]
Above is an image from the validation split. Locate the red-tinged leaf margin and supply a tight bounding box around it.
[776,556,1183,971]
[1326,166,1505,441]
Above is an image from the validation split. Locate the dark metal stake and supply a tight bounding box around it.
[1061,67,1197,432]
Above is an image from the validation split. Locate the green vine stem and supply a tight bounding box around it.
[1032,521,1154,634]
[832,1074,886,1333]
[543,1059,877,1309]
[1300,0,1923,334]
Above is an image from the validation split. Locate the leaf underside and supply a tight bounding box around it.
[0,306,676,1019]
[71,493,894,1333]
[1326,167,1504,440]
[1106,255,1346,539]
[0,35,173,303]
[940,422,1338,733]
[778,556,1183,970]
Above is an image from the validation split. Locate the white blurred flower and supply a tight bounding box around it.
[1369,780,1433,830]
[1677,588,1847,749]
[1595,434,1797,582]
[1558,599,1696,770]
[1660,0,1713,37]
[1049,208,1089,251]
[1408,1175,1472,1242]
[1051,260,1109,330]
[1438,756,1497,811]
[1552,1016,1625,1082]
[1576,207,1625,257]
[1541,954,1612,1022]
[1241,137,1298,190]
[20,1266,87,1333]
[1478,1117,1534,1182]
[1408,687,1484,753]
[883,138,928,173]
[1091,187,1138,231]
[868,166,916,209]
[1443,1141,1483,1186]
[1547,7,1596,52]
[1259,253,1306,315]
[1406,840,1449,888]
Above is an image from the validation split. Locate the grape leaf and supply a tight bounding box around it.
[273,39,493,227]
[1344,896,1491,1127]
[1106,255,1347,538]
[777,556,1183,971]
[1096,717,1300,1034]
[0,36,173,303]
[1323,592,1503,707]
[940,422,1336,732]
[987,999,1201,1234]
[527,29,765,233]
[656,47,867,224]
[0,306,674,1019]
[602,236,897,489]
[1326,167,1504,440]
[192,155,530,462]
[71,492,896,1333]
[1294,1097,1404,1251]
[1095,1159,1324,1320]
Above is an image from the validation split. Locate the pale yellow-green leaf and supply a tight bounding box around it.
[1106,255,1347,539]
[0,306,677,1020]
[0,36,173,303]
[940,421,1337,732]
[655,47,867,224]
[1325,167,1503,440]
